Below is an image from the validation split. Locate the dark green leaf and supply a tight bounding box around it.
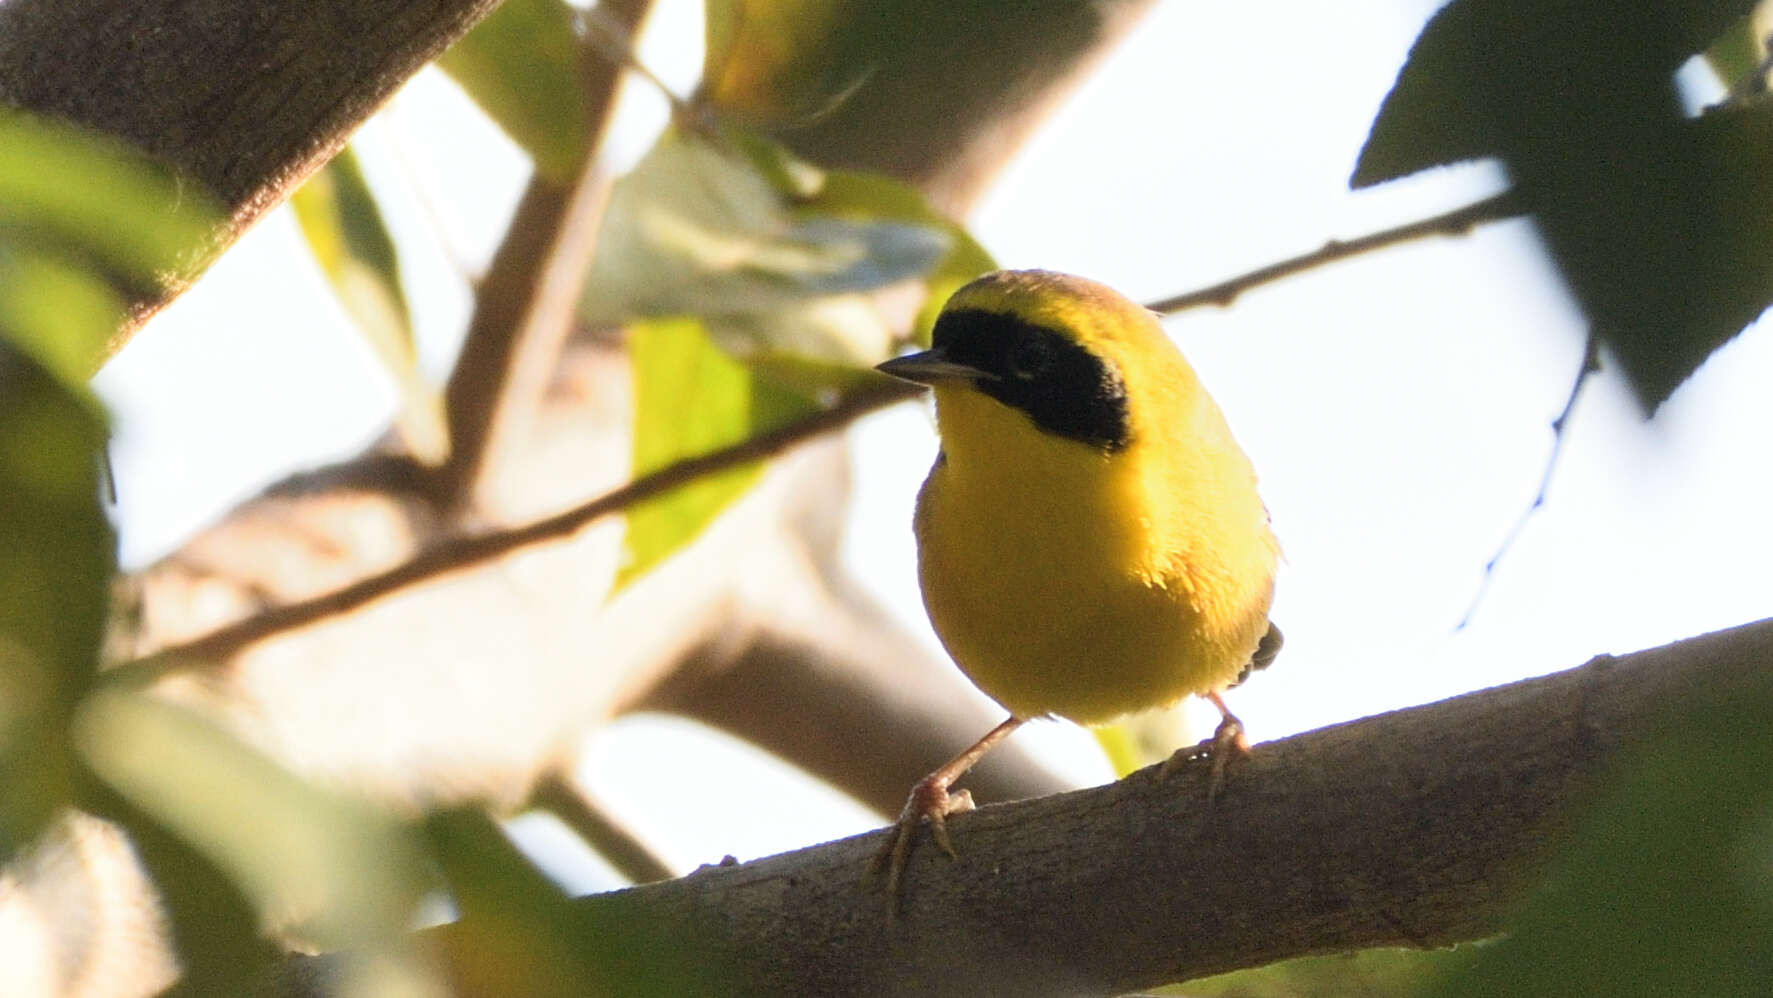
[1432,678,1773,998]
[616,317,817,590]
[1353,0,1768,410]
[290,146,448,463]
[700,0,875,125]
[0,343,111,859]
[1354,1,1753,187]
[438,0,590,184]
[1703,9,1767,93]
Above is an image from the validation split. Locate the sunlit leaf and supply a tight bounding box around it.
[615,317,817,590]
[438,0,590,184]
[425,808,710,997]
[0,344,111,860]
[291,146,449,464]
[0,110,219,372]
[1431,681,1773,997]
[1353,0,1768,410]
[74,690,434,957]
[581,125,949,369]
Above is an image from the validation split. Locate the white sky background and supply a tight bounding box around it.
[93,1,1773,890]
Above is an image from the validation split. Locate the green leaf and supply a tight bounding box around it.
[616,317,817,590]
[1353,1,1753,188]
[1703,8,1767,92]
[424,808,711,997]
[700,0,876,125]
[581,125,951,369]
[1431,678,1773,998]
[437,0,590,184]
[0,344,111,860]
[291,147,449,464]
[799,167,995,345]
[1352,1,1769,410]
[1182,946,1485,997]
[0,110,219,374]
[74,691,434,957]
[78,783,284,996]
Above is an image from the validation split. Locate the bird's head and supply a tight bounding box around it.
[877,270,1180,454]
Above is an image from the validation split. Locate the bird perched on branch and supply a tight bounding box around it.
[873,269,1282,901]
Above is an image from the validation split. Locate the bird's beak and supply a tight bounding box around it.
[876,347,993,386]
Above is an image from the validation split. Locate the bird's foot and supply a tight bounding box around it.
[870,774,976,912]
[1157,697,1251,801]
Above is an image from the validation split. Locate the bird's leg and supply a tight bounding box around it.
[1158,690,1252,800]
[871,716,1025,905]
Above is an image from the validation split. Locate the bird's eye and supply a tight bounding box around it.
[1007,339,1049,381]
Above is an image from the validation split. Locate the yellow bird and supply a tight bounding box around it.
[873,269,1282,896]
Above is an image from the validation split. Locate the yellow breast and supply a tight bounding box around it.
[914,382,1275,725]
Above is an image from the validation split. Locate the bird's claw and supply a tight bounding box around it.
[1156,710,1251,801]
[871,779,974,913]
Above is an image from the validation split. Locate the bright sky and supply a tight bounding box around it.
[93,0,1773,890]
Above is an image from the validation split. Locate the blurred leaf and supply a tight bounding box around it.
[1091,704,1193,779]
[701,0,875,125]
[1353,0,1767,410]
[78,781,284,996]
[1704,9,1766,92]
[616,317,817,590]
[74,690,434,956]
[0,109,219,372]
[437,0,591,184]
[1353,1,1751,187]
[790,166,995,346]
[291,147,449,464]
[425,808,709,997]
[581,125,950,368]
[1431,680,1773,998]
[0,344,111,859]
[1181,946,1485,997]
[0,247,127,389]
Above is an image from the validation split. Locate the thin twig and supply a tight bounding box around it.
[110,379,919,679]
[1456,330,1602,631]
[1147,190,1525,314]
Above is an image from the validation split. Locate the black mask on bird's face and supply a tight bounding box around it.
[880,309,1131,453]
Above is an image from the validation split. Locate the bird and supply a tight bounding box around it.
[871,269,1282,901]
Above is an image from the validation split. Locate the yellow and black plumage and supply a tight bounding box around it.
[873,269,1281,897]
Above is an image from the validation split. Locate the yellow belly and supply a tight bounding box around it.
[912,407,1274,724]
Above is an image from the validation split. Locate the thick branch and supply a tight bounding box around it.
[0,0,503,337]
[501,618,1771,998]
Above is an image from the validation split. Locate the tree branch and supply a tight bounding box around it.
[435,0,653,506]
[483,618,1768,998]
[0,0,505,341]
[114,378,918,675]
[1147,190,1525,314]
